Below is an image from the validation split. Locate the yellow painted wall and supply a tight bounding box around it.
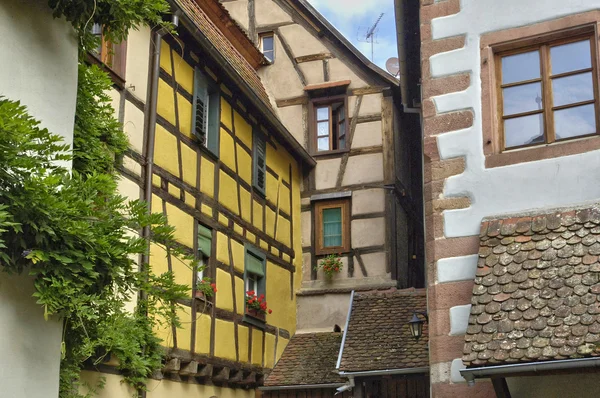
[141,36,304,388]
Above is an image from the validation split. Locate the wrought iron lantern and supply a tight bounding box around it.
[408,312,428,341]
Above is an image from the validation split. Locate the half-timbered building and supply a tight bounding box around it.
[80,0,315,396]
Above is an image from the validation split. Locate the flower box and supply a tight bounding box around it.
[245,307,266,322]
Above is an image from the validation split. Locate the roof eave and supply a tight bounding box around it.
[291,0,399,87]
[174,6,316,169]
[461,357,600,386]
[259,383,346,391]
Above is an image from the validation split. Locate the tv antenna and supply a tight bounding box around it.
[358,13,384,62]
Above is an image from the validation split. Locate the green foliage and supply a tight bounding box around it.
[47,0,172,52]
[0,85,190,396]
[73,63,128,175]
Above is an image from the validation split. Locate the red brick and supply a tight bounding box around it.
[427,235,480,264]
[423,110,474,136]
[429,334,465,363]
[423,74,471,99]
[420,0,461,23]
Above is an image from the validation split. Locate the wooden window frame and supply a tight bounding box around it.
[88,24,127,87]
[314,199,351,256]
[243,244,267,328]
[259,32,275,63]
[309,95,349,156]
[495,31,600,151]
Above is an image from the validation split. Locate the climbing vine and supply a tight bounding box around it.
[0,1,191,397]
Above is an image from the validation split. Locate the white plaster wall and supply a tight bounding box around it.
[0,272,63,398]
[125,25,151,103]
[0,2,77,397]
[0,0,78,147]
[430,1,600,238]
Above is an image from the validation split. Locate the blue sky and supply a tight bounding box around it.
[307,0,398,74]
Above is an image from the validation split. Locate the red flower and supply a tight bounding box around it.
[259,294,265,299]
[260,303,267,310]
[268,309,272,314]
[247,290,255,296]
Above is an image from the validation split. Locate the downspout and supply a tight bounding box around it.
[396,0,419,114]
[336,290,355,370]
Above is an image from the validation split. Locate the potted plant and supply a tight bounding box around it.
[315,253,343,280]
[195,277,217,299]
[245,290,272,321]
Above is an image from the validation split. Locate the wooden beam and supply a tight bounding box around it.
[492,377,512,398]
[229,370,244,383]
[351,86,386,96]
[296,53,334,63]
[242,371,257,385]
[197,364,213,378]
[179,360,198,376]
[163,358,181,373]
[275,95,308,108]
[213,367,231,382]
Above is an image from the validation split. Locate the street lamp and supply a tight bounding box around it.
[408,312,428,341]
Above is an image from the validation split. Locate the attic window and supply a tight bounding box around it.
[260,33,275,63]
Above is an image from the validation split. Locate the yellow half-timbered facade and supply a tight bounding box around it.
[82,0,314,396]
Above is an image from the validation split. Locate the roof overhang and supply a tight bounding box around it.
[172,1,316,169]
[461,357,600,386]
[259,383,345,391]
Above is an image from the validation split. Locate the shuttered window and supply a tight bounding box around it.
[314,199,351,255]
[192,67,220,157]
[198,224,212,258]
[253,130,267,195]
[322,208,343,247]
[244,245,266,296]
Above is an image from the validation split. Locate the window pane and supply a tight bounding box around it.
[339,122,346,138]
[262,36,274,52]
[317,121,329,137]
[323,208,342,247]
[317,107,329,121]
[552,72,594,107]
[502,82,543,116]
[317,137,329,151]
[551,40,591,75]
[504,113,545,148]
[502,50,540,84]
[554,104,596,140]
[264,50,274,62]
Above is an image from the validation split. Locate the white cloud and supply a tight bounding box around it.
[308,0,391,20]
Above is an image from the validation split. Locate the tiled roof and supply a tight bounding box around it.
[173,0,272,109]
[339,288,428,372]
[264,332,345,387]
[464,205,600,368]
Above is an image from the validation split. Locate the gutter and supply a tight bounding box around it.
[338,367,429,378]
[461,357,600,386]
[173,3,316,169]
[336,290,355,370]
[259,383,345,391]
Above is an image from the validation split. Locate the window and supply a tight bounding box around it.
[90,24,126,80]
[244,245,266,313]
[312,98,348,152]
[194,224,212,296]
[192,67,220,156]
[314,199,350,255]
[253,129,267,195]
[260,33,275,62]
[498,34,599,150]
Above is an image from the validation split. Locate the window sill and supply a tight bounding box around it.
[485,134,600,168]
[243,309,266,329]
[86,52,125,90]
[311,148,349,158]
[315,248,351,257]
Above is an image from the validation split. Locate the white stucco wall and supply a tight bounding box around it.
[0,0,78,146]
[0,1,78,397]
[430,0,600,238]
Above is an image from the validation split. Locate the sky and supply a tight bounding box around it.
[307,0,398,74]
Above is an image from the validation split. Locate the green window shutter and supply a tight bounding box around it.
[246,251,265,277]
[192,68,209,145]
[206,91,220,157]
[322,207,343,247]
[253,130,267,195]
[198,224,212,257]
